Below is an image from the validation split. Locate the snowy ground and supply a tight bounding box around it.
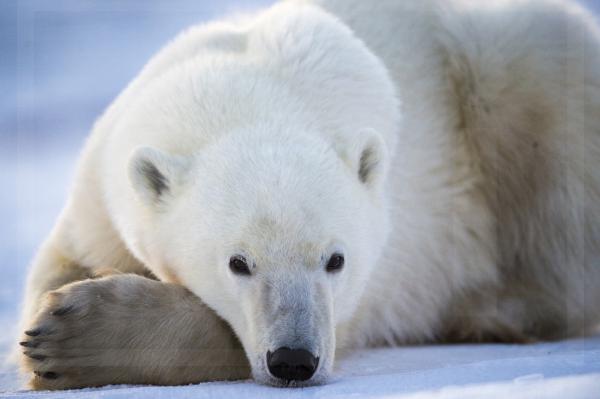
[2,0,600,397]
[1,336,600,398]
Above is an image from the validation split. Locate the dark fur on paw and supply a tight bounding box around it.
[19,279,120,390]
[20,274,250,390]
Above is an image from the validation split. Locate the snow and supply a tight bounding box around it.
[2,0,600,398]
[1,336,600,398]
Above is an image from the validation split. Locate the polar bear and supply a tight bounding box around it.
[18,0,600,390]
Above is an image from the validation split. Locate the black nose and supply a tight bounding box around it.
[267,347,319,381]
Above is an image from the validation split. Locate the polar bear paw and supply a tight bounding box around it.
[19,276,134,390]
[19,274,249,390]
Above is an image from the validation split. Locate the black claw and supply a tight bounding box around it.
[19,341,39,348]
[24,351,46,361]
[34,370,60,379]
[51,305,73,316]
[25,329,42,337]
[41,371,59,380]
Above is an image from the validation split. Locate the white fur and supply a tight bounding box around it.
[301,0,600,347]
[19,0,600,387]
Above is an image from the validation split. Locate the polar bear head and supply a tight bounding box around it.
[121,1,399,387]
[128,126,391,385]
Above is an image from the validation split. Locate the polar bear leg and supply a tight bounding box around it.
[20,233,93,331]
[20,274,249,390]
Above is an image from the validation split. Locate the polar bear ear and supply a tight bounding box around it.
[347,128,388,189]
[128,146,190,206]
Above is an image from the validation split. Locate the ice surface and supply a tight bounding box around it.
[1,335,599,398]
[2,0,600,397]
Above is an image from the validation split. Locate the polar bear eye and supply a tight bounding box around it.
[325,253,345,273]
[229,256,251,276]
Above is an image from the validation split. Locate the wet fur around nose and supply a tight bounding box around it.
[259,278,330,355]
